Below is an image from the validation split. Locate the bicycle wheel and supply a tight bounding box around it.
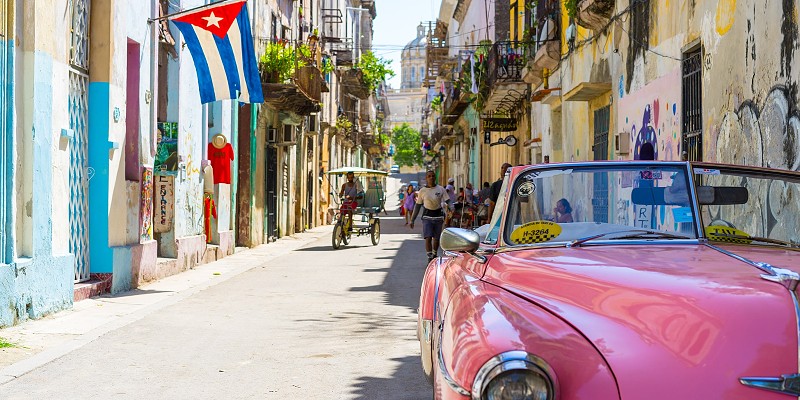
[370,220,381,245]
[332,222,343,249]
[342,214,351,245]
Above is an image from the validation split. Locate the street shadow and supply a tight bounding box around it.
[345,203,435,399]
[349,355,432,399]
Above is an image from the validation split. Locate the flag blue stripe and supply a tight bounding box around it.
[237,6,264,103]
[173,21,216,103]
[213,34,240,100]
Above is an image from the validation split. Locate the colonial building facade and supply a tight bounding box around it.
[0,0,385,328]
[426,0,800,214]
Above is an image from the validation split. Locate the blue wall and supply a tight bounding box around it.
[88,82,113,274]
[0,51,74,328]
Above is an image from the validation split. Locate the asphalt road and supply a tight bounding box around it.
[0,175,433,399]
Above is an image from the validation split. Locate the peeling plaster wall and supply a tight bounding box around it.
[2,0,74,328]
[700,0,800,171]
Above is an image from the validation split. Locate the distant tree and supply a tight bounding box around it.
[391,124,423,167]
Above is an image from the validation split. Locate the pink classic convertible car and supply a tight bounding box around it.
[418,161,800,399]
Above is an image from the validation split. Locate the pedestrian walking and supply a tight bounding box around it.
[488,163,512,218]
[410,170,452,263]
[403,184,417,225]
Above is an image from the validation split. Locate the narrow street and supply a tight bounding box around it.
[0,175,432,399]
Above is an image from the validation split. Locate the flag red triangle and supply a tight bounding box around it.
[172,1,246,39]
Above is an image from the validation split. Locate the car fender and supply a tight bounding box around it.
[437,280,620,399]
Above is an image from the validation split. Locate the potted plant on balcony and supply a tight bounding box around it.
[259,40,294,83]
[259,41,314,83]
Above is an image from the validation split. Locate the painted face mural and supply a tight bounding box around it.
[633,104,658,160]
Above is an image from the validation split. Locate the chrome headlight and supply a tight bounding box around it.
[472,351,556,400]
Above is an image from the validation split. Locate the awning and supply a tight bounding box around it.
[327,167,388,176]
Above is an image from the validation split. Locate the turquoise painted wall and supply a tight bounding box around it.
[1,51,74,328]
[88,82,113,274]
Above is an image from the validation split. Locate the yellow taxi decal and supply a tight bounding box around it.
[511,221,562,244]
[704,225,752,244]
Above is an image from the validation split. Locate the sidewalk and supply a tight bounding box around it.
[0,225,333,385]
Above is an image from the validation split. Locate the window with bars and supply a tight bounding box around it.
[682,47,703,161]
[592,106,611,223]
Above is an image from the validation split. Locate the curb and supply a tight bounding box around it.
[0,225,333,385]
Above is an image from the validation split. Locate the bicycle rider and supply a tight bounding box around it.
[410,170,452,262]
[339,172,363,229]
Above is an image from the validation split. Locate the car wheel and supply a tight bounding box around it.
[370,220,380,245]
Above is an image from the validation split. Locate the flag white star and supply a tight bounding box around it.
[202,12,223,28]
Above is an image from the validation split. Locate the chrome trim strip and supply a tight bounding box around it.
[470,351,557,400]
[686,163,705,238]
[740,374,800,396]
[705,243,800,381]
[432,255,471,396]
[437,333,471,396]
[421,319,432,344]
[500,239,703,253]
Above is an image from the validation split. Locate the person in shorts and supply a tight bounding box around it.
[410,170,452,262]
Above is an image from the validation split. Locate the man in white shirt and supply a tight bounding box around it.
[445,177,456,204]
[410,171,452,262]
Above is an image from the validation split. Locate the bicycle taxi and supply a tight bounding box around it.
[327,167,387,249]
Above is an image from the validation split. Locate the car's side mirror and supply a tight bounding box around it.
[440,228,480,253]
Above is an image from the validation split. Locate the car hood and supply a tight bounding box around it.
[482,244,799,399]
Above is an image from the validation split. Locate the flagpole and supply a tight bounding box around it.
[148,0,245,22]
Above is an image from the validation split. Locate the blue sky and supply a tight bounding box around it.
[373,0,442,88]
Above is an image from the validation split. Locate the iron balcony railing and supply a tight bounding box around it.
[486,41,531,89]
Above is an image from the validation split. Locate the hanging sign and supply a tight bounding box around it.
[154,174,175,233]
[483,118,517,132]
[484,130,491,144]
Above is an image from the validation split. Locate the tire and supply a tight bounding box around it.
[342,214,351,245]
[332,222,343,249]
[370,220,381,245]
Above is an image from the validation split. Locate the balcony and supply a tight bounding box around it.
[424,20,449,88]
[533,19,560,70]
[262,65,324,116]
[532,0,561,72]
[442,86,469,125]
[576,0,615,32]
[339,68,371,99]
[483,41,531,114]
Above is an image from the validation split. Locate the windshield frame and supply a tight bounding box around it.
[499,161,703,248]
[691,162,800,249]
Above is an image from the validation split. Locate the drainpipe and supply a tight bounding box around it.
[150,0,158,158]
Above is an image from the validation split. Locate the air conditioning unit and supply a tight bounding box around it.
[615,131,630,155]
[267,127,277,144]
[279,124,297,145]
[305,114,318,136]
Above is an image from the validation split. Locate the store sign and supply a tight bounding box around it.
[483,118,517,132]
[154,174,175,233]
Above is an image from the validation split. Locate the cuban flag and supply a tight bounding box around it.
[171,0,263,104]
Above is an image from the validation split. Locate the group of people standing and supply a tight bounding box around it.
[399,164,515,262]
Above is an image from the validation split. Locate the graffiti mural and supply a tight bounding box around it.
[155,122,178,173]
[706,85,800,243]
[618,68,682,161]
[712,85,800,170]
[140,167,154,241]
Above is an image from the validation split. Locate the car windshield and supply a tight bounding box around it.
[694,166,800,248]
[503,164,699,246]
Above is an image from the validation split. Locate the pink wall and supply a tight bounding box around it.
[618,68,682,161]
